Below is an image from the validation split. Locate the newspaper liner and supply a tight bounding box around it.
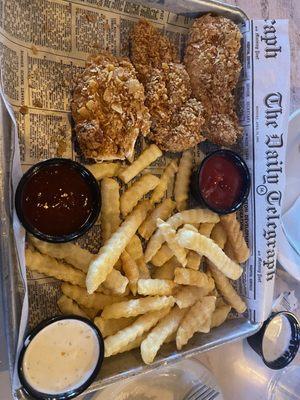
[0,0,289,398]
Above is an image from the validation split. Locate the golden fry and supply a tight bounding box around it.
[174,267,214,289]
[139,198,175,240]
[211,305,231,328]
[150,160,178,204]
[176,296,216,350]
[210,223,227,249]
[103,268,128,294]
[153,257,180,280]
[94,316,136,337]
[57,295,88,318]
[101,295,175,319]
[209,264,246,313]
[26,248,86,287]
[174,284,215,309]
[181,224,198,233]
[144,209,219,263]
[174,150,193,211]
[186,251,201,270]
[220,213,250,263]
[141,306,187,363]
[120,174,159,216]
[30,236,127,294]
[104,307,170,357]
[206,220,246,314]
[186,223,215,270]
[216,295,227,308]
[61,283,121,310]
[117,333,147,354]
[119,144,162,183]
[121,251,139,295]
[151,244,173,267]
[164,332,176,344]
[137,279,176,296]
[157,219,187,267]
[101,178,120,242]
[136,258,151,279]
[223,240,238,262]
[126,235,144,261]
[199,223,215,237]
[86,162,121,180]
[86,200,152,293]
[81,306,99,319]
[29,235,93,273]
[177,229,242,280]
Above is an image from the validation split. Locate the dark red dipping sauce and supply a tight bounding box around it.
[20,164,94,236]
[199,154,244,211]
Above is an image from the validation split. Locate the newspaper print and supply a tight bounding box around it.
[0,0,290,397]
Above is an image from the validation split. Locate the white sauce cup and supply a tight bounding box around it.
[18,316,104,399]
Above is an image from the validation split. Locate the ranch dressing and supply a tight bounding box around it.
[262,315,292,362]
[22,319,100,395]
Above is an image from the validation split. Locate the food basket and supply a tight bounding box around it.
[0,0,290,398]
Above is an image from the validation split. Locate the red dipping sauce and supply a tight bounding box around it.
[199,154,244,212]
[16,159,100,242]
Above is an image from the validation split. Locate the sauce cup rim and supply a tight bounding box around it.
[194,149,251,215]
[18,315,105,400]
[15,158,101,243]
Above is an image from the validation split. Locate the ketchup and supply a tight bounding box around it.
[20,163,94,236]
[199,154,244,211]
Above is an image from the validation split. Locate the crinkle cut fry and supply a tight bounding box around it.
[119,144,162,183]
[120,174,158,217]
[176,296,216,350]
[139,198,175,240]
[220,213,250,263]
[144,209,219,263]
[101,295,175,319]
[177,228,242,280]
[157,218,187,267]
[174,150,193,211]
[86,200,152,293]
[101,177,121,242]
[150,161,178,204]
[141,306,187,364]
[104,307,171,357]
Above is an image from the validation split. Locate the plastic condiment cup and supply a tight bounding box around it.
[15,158,101,243]
[191,149,250,215]
[247,311,300,370]
[18,316,104,400]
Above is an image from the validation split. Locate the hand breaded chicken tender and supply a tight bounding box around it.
[71,52,150,160]
[184,14,243,146]
[149,97,205,152]
[145,63,191,126]
[131,22,205,152]
[130,19,177,84]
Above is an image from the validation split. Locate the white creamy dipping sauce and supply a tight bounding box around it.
[262,315,292,362]
[22,319,100,395]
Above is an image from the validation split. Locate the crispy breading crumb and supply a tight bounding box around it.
[131,21,205,152]
[204,112,242,147]
[184,14,243,146]
[131,19,177,84]
[71,52,150,160]
[184,14,242,100]
[145,64,205,152]
[149,98,205,152]
[145,63,191,126]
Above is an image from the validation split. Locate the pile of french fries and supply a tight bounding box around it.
[26,144,250,364]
